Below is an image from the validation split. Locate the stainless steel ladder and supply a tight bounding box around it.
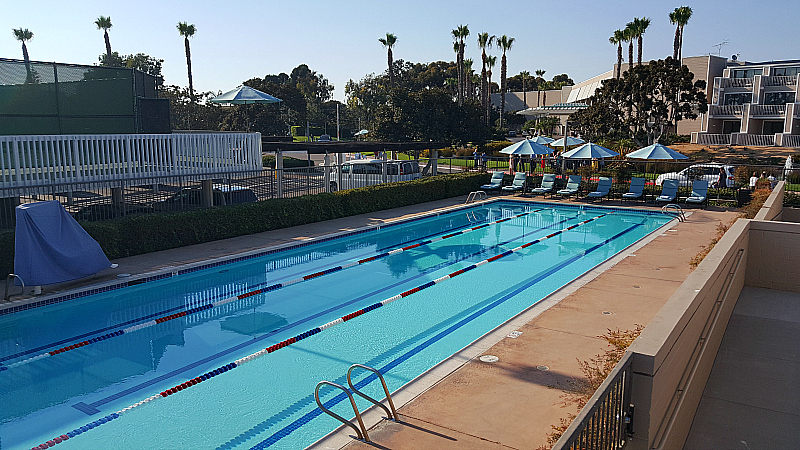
[4,274,24,301]
[314,364,398,443]
[661,204,686,222]
[465,191,487,204]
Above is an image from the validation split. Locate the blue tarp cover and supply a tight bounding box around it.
[14,201,111,285]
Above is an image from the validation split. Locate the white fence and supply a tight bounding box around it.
[733,133,776,146]
[696,133,732,145]
[0,133,262,193]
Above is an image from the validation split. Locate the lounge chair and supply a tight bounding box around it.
[501,172,527,195]
[622,177,646,202]
[656,179,679,203]
[557,175,582,199]
[586,177,612,201]
[530,174,556,197]
[480,171,504,192]
[685,179,709,207]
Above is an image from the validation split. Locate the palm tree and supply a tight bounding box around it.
[520,70,530,107]
[535,69,545,106]
[95,16,113,59]
[609,29,625,79]
[486,55,497,124]
[464,58,475,100]
[12,28,34,83]
[177,22,197,101]
[669,6,693,62]
[631,17,650,66]
[477,33,495,118]
[378,33,397,86]
[451,25,470,105]
[497,35,514,129]
[624,23,635,73]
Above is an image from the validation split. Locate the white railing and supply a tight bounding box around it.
[733,134,776,146]
[781,134,800,148]
[720,78,753,89]
[750,104,786,116]
[0,133,262,191]
[708,105,743,116]
[762,75,798,87]
[696,133,732,145]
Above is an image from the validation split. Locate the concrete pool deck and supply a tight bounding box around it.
[0,195,739,449]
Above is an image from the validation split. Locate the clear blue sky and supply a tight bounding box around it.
[3,0,799,101]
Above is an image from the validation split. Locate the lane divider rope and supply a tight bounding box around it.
[6,207,550,372]
[28,211,610,450]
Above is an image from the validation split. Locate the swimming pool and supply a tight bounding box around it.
[0,201,671,449]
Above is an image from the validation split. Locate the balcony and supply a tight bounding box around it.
[720,77,753,89]
[762,75,798,87]
[696,133,732,145]
[708,105,743,117]
[750,104,786,117]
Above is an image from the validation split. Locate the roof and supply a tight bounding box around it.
[518,103,588,116]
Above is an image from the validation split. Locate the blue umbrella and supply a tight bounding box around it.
[500,139,553,155]
[626,143,688,160]
[210,85,282,104]
[550,136,585,147]
[561,142,619,159]
[529,136,555,145]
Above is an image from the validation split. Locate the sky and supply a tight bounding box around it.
[3,0,799,102]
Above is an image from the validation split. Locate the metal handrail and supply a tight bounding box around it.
[661,204,685,222]
[465,191,487,204]
[314,381,370,442]
[4,274,24,301]
[347,364,398,421]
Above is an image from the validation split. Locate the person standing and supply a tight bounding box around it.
[749,171,758,190]
[714,167,727,189]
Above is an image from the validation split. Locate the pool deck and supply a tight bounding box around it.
[1,195,739,449]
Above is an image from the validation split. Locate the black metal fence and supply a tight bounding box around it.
[554,353,634,450]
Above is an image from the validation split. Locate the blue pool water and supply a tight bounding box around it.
[0,201,670,449]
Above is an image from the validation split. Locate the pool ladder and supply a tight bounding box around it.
[661,204,686,222]
[4,274,25,301]
[465,191,487,204]
[314,364,398,443]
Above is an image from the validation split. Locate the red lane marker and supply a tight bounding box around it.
[402,243,421,250]
[303,272,325,280]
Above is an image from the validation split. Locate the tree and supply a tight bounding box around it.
[631,17,650,66]
[669,6,693,62]
[624,23,634,72]
[486,55,497,124]
[520,70,530,107]
[12,28,34,83]
[535,69,545,106]
[464,58,475,100]
[497,35,514,129]
[477,33,495,122]
[569,58,707,145]
[99,52,164,82]
[451,25,469,106]
[378,33,397,86]
[609,29,625,79]
[176,22,197,101]
[95,16,113,59]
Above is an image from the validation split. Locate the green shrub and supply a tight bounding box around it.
[262,155,315,168]
[0,173,489,278]
[477,140,512,156]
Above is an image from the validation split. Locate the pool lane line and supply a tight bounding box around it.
[3,207,553,371]
[27,211,610,450]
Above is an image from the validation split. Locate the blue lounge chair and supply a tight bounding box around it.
[557,175,582,199]
[586,177,612,201]
[531,174,556,197]
[685,179,709,207]
[502,172,527,195]
[481,171,504,192]
[622,177,646,202]
[656,179,679,203]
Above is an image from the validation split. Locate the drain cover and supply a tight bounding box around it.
[479,355,499,363]
[633,285,641,289]
[536,365,550,371]
[602,311,613,315]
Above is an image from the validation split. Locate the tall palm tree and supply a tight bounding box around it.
[497,35,514,129]
[486,55,497,124]
[631,17,650,66]
[624,23,635,73]
[609,29,625,79]
[477,32,494,116]
[177,22,197,101]
[95,16,113,59]
[464,58,475,100]
[12,28,34,83]
[520,70,530,107]
[669,6,693,62]
[535,69,545,106]
[378,33,397,86]
[451,25,469,106]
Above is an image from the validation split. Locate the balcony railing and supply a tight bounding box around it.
[762,75,798,87]
[781,135,800,148]
[733,134,776,146]
[750,104,786,116]
[696,134,733,145]
[708,105,743,116]
[720,77,753,89]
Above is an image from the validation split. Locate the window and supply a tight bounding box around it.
[771,66,800,77]
[763,121,784,135]
[724,93,752,105]
[732,68,763,78]
[763,92,795,105]
[723,120,741,134]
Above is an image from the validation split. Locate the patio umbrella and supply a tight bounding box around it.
[560,142,619,159]
[528,136,555,145]
[626,143,688,160]
[549,136,585,148]
[499,139,553,155]
[209,85,282,104]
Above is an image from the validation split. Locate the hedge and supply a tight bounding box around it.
[0,172,489,279]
